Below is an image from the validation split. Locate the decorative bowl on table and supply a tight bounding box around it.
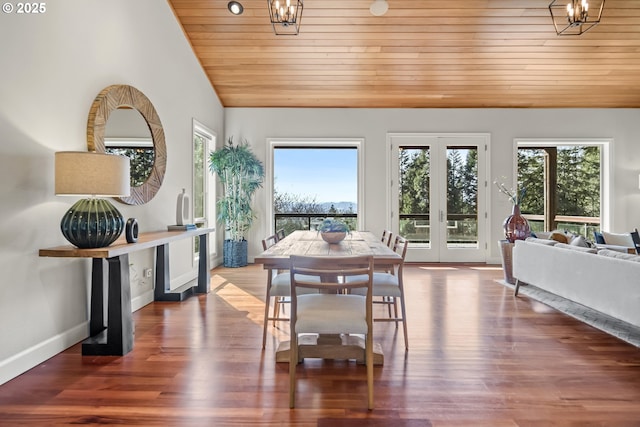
[321,231,347,244]
[318,218,349,244]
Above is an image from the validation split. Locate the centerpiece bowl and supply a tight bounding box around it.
[321,231,347,244]
[318,218,349,244]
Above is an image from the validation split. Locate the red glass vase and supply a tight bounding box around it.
[503,204,530,243]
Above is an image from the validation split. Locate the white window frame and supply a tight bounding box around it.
[387,132,491,263]
[193,119,216,260]
[266,138,365,235]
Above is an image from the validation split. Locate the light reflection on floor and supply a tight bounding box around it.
[470,266,502,271]
[214,275,291,341]
[216,280,266,326]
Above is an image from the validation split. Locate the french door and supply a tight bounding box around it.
[389,133,489,263]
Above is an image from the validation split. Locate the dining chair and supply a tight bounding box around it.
[377,229,394,273]
[381,229,393,247]
[262,234,278,251]
[288,255,375,410]
[276,228,286,242]
[348,234,409,350]
[261,234,319,349]
[261,234,288,349]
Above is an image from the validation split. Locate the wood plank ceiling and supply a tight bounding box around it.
[168,0,640,108]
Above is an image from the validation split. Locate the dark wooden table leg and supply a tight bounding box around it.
[106,254,133,355]
[154,242,196,301]
[83,254,133,356]
[89,258,106,337]
[196,233,210,294]
[154,243,172,301]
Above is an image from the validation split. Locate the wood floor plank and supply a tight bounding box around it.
[0,263,639,425]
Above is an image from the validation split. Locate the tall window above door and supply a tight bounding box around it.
[193,120,216,256]
[516,139,610,237]
[267,139,364,236]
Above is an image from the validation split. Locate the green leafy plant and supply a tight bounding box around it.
[209,137,265,242]
[318,218,349,233]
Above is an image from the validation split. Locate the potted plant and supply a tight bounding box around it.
[209,137,265,267]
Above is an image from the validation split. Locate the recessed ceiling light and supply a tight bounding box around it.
[369,0,388,16]
[228,1,243,15]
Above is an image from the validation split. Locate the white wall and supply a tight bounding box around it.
[225,108,640,262]
[0,1,223,385]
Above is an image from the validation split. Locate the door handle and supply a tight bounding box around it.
[439,210,444,223]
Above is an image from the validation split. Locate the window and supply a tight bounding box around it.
[516,139,610,237]
[193,120,215,257]
[267,139,364,236]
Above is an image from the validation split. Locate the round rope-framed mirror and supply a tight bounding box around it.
[87,84,167,205]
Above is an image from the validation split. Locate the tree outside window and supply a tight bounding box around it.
[518,145,601,237]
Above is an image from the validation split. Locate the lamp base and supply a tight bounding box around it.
[60,198,124,248]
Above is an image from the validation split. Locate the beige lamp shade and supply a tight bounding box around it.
[55,151,130,197]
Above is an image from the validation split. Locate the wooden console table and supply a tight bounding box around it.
[39,228,214,356]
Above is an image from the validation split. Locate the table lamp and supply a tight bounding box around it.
[55,151,130,248]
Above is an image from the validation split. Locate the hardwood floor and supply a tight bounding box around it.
[1,264,640,426]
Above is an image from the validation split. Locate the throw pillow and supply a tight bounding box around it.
[569,235,589,248]
[601,231,634,248]
[549,231,568,244]
[593,231,605,244]
[534,231,551,240]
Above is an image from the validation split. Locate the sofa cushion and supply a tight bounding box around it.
[597,249,640,263]
[601,231,634,248]
[554,242,597,254]
[525,237,558,246]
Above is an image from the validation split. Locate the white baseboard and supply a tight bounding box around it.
[0,322,88,386]
[132,289,154,312]
[487,256,502,265]
[1,254,221,387]
[212,255,223,268]
[0,289,156,387]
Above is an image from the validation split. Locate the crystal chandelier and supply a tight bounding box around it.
[549,0,605,35]
[268,0,303,35]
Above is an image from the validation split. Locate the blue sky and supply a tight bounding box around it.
[274,148,357,204]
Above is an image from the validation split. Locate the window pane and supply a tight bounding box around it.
[517,145,601,237]
[274,147,357,235]
[557,146,600,217]
[398,147,430,244]
[517,149,545,216]
[193,132,206,220]
[446,147,478,247]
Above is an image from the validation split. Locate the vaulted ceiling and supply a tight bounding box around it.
[168,0,640,108]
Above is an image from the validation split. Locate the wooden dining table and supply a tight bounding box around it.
[254,230,403,365]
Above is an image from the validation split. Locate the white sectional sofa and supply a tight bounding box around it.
[512,238,640,328]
